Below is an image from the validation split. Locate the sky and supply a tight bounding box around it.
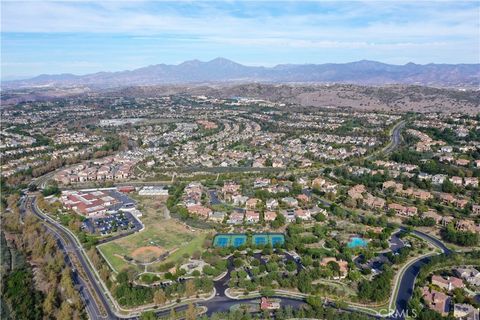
[1,1,479,80]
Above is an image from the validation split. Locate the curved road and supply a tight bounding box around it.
[390,229,451,320]
[25,118,435,319]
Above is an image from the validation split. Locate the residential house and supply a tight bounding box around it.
[294,209,311,220]
[432,174,448,185]
[210,211,226,223]
[388,203,418,217]
[456,159,470,167]
[418,172,432,180]
[454,267,480,287]
[282,210,296,222]
[312,177,326,188]
[382,180,403,192]
[431,275,464,291]
[260,297,280,311]
[266,199,279,210]
[450,176,464,186]
[453,304,479,320]
[254,178,270,188]
[464,178,479,188]
[422,288,450,316]
[441,146,453,153]
[187,205,212,219]
[297,194,310,203]
[246,198,261,210]
[472,204,480,216]
[282,197,298,207]
[423,210,443,224]
[232,195,249,206]
[227,211,244,225]
[363,194,386,210]
[264,211,277,222]
[455,220,479,233]
[245,211,260,223]
[348,184,366,200]
[222,182,241,200]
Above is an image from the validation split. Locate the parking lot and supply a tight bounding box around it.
[80,189,140,235]
[82,210,142,235]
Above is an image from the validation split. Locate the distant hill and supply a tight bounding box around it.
[3,58,479,88]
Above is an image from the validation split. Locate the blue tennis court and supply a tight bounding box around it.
[232,236,247,247]
[213,233,284,248]
[270,235,285,246]
[253,234,268,245]
[213,236,230,247]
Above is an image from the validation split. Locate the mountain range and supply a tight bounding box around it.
[4,58,479,88]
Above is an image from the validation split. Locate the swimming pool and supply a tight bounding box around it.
[347,237,368,248]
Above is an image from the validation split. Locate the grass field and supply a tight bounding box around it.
[98,196,209,273]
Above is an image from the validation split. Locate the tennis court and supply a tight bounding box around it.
[213,234,247,248]
[213,233,285,248]
[252,234,268,246]
[270,234,285,246]
[231,234,247,247]
[252,233,285,246]
[213,235,231,247]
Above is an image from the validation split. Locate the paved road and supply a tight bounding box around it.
[23,119,421,319]
[29,194,444,320]
[390,229,451,320]
[200,254,307,316]
[354,229,406,271]
[23,198,102,317]
[27,196,115,319]
[384,121,405,154]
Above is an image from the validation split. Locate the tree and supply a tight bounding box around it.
[4,267,43,319]
[154,289,167,305]
[185,280,196,298]
[260,288,275,297]
[327,261,340,277]
[43,289,57,317]
[271,213,286,229]
[344,197,357,208]
[185,303,196,320]
[60,268,76,298]
[58,301,73,319]
[140,311,157,320]
[169,308,177,320]
[297,271,313,293]
[442,179,457,194]
[233,258,244,268]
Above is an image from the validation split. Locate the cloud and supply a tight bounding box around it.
[1,0,478,76]
[2,1,478,41]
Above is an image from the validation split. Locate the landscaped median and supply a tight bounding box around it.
[225,288,382,316]
[115,289,216,317]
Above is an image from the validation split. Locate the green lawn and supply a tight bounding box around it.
[161,232,207,265]
[98,242,133,272]
[97,196,211,273]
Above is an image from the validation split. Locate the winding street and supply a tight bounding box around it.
[389,229,452,320]
[29,192,452,320]
[23,118,447,319]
